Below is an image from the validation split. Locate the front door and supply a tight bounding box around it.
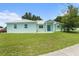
[47,25,51,31]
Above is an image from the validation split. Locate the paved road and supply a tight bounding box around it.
[40,44,79,56]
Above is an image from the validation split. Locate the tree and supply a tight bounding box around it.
[32,15,37,20]
[60,5,79,32]
[28,12,32,20]
[36,16,42,20]
[22,12,29,19]
[22,12,42,21]
[54,16,62,22]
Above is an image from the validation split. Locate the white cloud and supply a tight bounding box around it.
[0,10,21,27]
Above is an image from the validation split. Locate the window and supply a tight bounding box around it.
[24,24,27,28]
[39,25,43,28]
[57,25,60,28]
[14,24,17,29]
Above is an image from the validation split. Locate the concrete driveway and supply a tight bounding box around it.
[40,44,79,56]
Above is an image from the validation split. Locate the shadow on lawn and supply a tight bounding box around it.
[62,31,79,34]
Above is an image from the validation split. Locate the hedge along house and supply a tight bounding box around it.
[6,19,61,33]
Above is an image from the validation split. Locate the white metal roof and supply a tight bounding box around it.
[37,20,45,24]
[7,19,36,23]
[7,19,45,24]
[6,19,58,24]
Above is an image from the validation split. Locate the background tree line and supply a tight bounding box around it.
[22,12,42,21]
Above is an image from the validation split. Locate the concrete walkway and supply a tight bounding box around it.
[40,44,79,56]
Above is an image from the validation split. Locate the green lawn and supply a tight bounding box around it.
[0,32,79,56]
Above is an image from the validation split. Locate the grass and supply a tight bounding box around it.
[0,32,79,56]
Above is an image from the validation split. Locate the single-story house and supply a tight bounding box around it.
[6,19,61,33]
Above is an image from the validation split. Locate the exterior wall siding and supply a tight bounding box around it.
[7,21,61,33]
[7,22,37,33]
[55,23,61,31]
[36,24,46,32]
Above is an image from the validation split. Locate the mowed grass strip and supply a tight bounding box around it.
[0,32,79,56]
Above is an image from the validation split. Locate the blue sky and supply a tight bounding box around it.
[0,3,68,20]
[0,3,79,27]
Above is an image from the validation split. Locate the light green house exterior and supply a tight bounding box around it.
[6,19,61,33]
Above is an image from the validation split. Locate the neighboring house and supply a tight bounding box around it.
[6,19,61,33]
